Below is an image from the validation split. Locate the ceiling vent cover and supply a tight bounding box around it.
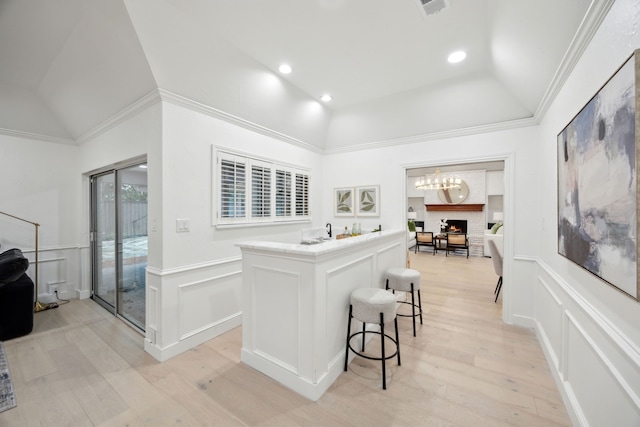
[416,0,449,17]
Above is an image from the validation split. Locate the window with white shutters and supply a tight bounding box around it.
[216,150,310,225]
[251,164,271,218]
[219,157,246,221]
[295,172,310,216]
[275,169,292,217]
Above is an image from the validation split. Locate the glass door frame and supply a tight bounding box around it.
[90,170,118,316]
[90,158,147,333]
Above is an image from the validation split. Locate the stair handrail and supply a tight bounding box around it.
[0,211,56,312]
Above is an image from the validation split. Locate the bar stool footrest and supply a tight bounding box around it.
[346,330,399,362]
[395,300,422,318]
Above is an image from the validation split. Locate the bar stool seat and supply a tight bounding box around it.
[385,267,423,337]
[344,288,400,390]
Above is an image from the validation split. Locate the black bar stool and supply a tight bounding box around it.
[344,287,400,390]
[385,267,422,337]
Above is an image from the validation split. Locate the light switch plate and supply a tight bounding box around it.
[176,218,190,232]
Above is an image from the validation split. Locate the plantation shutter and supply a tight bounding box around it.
[275,169,292,217]
[295,172,310,216]
[219,157,246,220]
[217,150,310,225]
[251,164,271,218]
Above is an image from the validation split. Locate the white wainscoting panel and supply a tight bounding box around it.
[326,254,374,363]
[252,266,300,372]
[535,276,564,370]
[178,270,243,340]
[145,257,243,361]
[535,262,640,426]
[565,311,640,426]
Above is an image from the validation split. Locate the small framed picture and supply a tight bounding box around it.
[334,187,354,216]
[356,185,380,217]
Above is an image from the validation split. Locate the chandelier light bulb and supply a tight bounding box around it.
[415,169,462,191]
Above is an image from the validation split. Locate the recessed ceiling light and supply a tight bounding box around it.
[320,94,332,102]
[278,64,292,74]
[447,51,466,63]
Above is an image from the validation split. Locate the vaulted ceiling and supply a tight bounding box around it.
[0,0,609,150]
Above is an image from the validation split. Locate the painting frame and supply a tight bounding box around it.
[334,187,354,217]
[557,49,640,301]
[356,185,380,217]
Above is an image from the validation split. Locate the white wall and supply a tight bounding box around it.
[536,0,640,424]
[0,133,81,301]
[141,100,324,361]
[323,125,539,325]
[2,2,638,420]
[75,97,325,361]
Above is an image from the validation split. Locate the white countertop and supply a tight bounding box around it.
[236,229,403,257]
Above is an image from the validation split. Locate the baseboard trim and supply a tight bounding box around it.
[144,313,242,362]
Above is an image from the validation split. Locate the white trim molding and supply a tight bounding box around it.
[535,259,640,426]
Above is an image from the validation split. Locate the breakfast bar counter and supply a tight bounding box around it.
[236,229,405,401]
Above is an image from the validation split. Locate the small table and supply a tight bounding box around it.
[435,235,447,252]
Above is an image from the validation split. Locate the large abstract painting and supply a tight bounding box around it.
[557,51,639,301]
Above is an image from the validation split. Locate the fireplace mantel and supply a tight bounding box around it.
[425,204,484,212]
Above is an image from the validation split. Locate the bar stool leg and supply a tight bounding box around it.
[417,288,423,325]
[380,312,386,390]
[410,284,416,337]
[344,305,353,372]
[395,316,401,366]
[361,322,366,352]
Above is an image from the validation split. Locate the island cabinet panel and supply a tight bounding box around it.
[237,229,405,401]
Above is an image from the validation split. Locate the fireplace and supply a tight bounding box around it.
[444,219,467,234]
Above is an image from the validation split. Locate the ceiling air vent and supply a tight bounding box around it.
[416,0,449,17]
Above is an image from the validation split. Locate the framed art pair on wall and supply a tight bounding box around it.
[334,186,380,217]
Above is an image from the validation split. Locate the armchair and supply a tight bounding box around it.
[415,231,436,255]
[446,233,469,258]
[484,227,503,257]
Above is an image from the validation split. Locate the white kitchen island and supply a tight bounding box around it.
[236,229,405,401]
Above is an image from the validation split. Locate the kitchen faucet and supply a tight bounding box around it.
[326,223,332,238]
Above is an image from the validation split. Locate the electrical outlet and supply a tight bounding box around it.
[49,284,58,294]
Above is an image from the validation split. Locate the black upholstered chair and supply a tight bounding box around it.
[445,233,469,258]
[415,231,436,254]
[0,249,34,340]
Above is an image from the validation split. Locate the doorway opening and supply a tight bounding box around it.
[406,159,508,314]
[90,161,148,331]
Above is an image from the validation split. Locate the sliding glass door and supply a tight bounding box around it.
[91,162,147,331]
[92,172,117,310]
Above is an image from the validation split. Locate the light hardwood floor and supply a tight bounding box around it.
[1,252,571,426]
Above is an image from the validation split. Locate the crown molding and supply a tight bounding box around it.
[2,0,614,155]
[75,90,163,145]
[326,0,615,156]
[157,89,324,154]
[58,87,324,153]
[0,127,75,145]
[533,0,616,121]
[324,117,537,154]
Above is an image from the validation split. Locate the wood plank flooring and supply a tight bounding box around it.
[1,252,571,426]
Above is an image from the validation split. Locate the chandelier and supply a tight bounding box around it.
[415,169,462,190]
